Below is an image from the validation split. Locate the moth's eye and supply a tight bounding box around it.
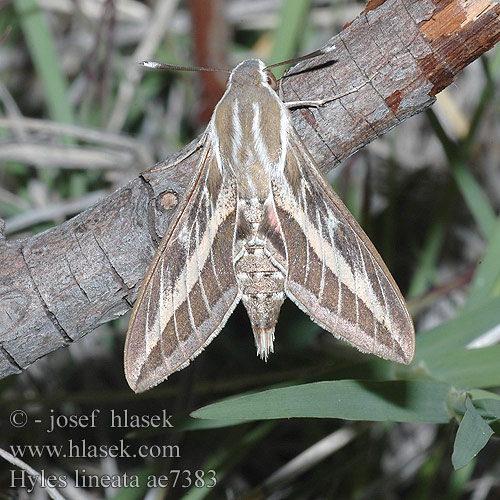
[266,71,277,90]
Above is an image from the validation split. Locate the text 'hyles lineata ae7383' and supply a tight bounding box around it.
[124,48,415,393]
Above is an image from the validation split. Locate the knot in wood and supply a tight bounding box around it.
[159,191,179,211]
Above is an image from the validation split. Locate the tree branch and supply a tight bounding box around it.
[1,0,499,380]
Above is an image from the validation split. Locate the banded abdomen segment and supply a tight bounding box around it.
[235,245,285,358]
[234,198,287,358]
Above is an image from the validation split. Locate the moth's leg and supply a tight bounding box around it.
[140,130,208,174]
[284,74,377,109]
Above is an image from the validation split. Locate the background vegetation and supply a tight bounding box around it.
[0,0,499,499]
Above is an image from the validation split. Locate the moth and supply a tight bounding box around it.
[125,50,415,393]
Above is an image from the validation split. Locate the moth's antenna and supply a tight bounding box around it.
[139,61,231,74]
[264,46,335,70]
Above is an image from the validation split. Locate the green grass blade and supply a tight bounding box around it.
[468,389,500,402]
[179,423,273,500]
[109,467,156,500]
[474,399,500,421]
[414,296,500,362]
[408,217,446,297]
[426,108,496,240]
[422,345,500,389]
[452,397,493,470]
[170,414,246,431]
[269,0,311,75]
[447,462,475,500]
[465,214,500,309]
[408,180,456,298]
[14,0,74,125]
[192,380,452,423]
[451,161,496,239]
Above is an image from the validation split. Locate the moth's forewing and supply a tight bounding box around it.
[274,134,415,364]
[125,148,240,393]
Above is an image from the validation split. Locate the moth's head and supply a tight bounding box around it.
[228,59,278,91]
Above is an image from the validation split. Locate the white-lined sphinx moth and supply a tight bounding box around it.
[125,54,415,393]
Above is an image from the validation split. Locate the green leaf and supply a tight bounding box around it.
[125,414,246,439]
[422,345,500,389]
[170,414,246,431]
[465,214,500,310]
[14,0,75,127]
[179,423,273,500]
[192,380,452,424]
[451,162,496,239]
[414,296,500,362]
[408,215,447,298]
[109,466,155,500]
[468,388,500,402]
[447,460,475,500]
[452,398,493,470]
[269,0,311,76]
[473,399,500,420]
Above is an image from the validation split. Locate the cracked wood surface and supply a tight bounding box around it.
[1,0,499,379]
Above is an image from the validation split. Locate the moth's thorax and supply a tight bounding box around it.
[212,59,288,201]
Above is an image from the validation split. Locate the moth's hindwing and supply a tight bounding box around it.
[274,134,415,364]
[125,146,240,393]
